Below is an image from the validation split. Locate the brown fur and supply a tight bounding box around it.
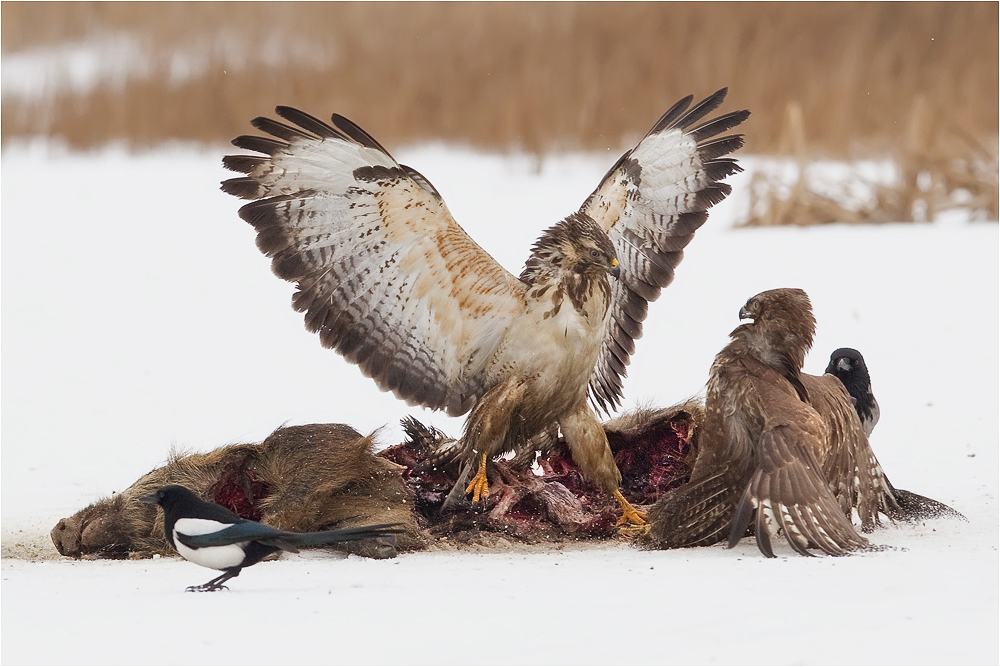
[51,424,425,560]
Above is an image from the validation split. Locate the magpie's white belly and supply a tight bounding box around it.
[173,518,247,571]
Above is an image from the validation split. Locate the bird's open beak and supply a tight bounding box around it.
[138,493,159,505]
[609,258,621,280]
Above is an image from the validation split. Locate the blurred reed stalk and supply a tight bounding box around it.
[3,2,997,223]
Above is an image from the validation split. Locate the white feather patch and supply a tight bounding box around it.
[173,519,246,571]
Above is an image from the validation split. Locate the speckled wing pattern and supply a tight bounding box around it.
[803,373,898,532]
[580,89,750,412]
[222,108,525,417]
[728,374,868,557]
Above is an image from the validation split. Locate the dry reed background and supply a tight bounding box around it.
[3,1,998,221]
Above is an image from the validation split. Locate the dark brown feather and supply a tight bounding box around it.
[231,134,288,156]
[645,289,874,557]
[274,106,343,140]
[251,116,316,142]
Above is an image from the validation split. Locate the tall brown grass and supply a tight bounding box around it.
[3,2,997,157]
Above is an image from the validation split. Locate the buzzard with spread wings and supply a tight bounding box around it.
[222,90,749,525]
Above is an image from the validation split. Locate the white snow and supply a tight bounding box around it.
[2,142,997,664]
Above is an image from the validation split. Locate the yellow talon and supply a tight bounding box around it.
[465,452,490,502]
[613,489,647,526]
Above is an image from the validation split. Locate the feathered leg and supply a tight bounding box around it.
[561,404,646,526]
[441,376,527,511]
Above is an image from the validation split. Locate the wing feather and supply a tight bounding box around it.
[274,106,343,140]
[582,89,750,411]
[250,116,316,142]
[728,421,868,556]
[803,373,899,531]
[223,108,526,416]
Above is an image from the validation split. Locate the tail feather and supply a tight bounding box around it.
[268,524,406,548]
[884,484,967,522]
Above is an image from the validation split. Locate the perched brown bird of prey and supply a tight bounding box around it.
[644,288,901,555]
[222,90,749,526]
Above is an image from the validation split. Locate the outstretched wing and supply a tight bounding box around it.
[582,89,750,411]
[223,108,526,417]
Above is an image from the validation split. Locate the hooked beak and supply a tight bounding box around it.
[739,305,752,320]
[609,258,621,280]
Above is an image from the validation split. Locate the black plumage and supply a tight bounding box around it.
[140,485,404,592]
[826,347,880,437]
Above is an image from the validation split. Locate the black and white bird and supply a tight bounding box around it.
[139,485,405,592]
[825,347,880,437]
[822,348,966,522]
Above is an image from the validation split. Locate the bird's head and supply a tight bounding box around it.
[734,288,816,399]
[524,212,620,282]
[138,485,199,510]
[826,347,870,383]
[737,288,815,345]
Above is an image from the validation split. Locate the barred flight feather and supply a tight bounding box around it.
[223,92,747,514]
[582,89,749,412]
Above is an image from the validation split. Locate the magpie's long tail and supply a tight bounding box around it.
[277,524,407,548]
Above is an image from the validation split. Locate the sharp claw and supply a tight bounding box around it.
[465,473,489,502]
[612,489,647,526]
[615,508,647,526]
[465,453,490,502]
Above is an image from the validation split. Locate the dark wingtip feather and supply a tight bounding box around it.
[688,109,751,143]
[648,94,695,136]
[728,483,756,549]
[251,116,316,142]
[703,158,743,182]
[222,154,267,174]
[231,135,288,156]
[698,134,746,161]
[274,106,341,139]
[695,183,733,208]
[237,194,307,230]
[221,177,265,200]
[330,114,392,157]
[673,88,729,131]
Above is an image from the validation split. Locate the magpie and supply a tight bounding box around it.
[139,485,406,592]
[825,347,880,437]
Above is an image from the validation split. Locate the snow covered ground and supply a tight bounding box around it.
[2,143,997,665]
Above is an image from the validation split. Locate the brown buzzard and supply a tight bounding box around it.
[644,288,900,555]
[222,90,748,525]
